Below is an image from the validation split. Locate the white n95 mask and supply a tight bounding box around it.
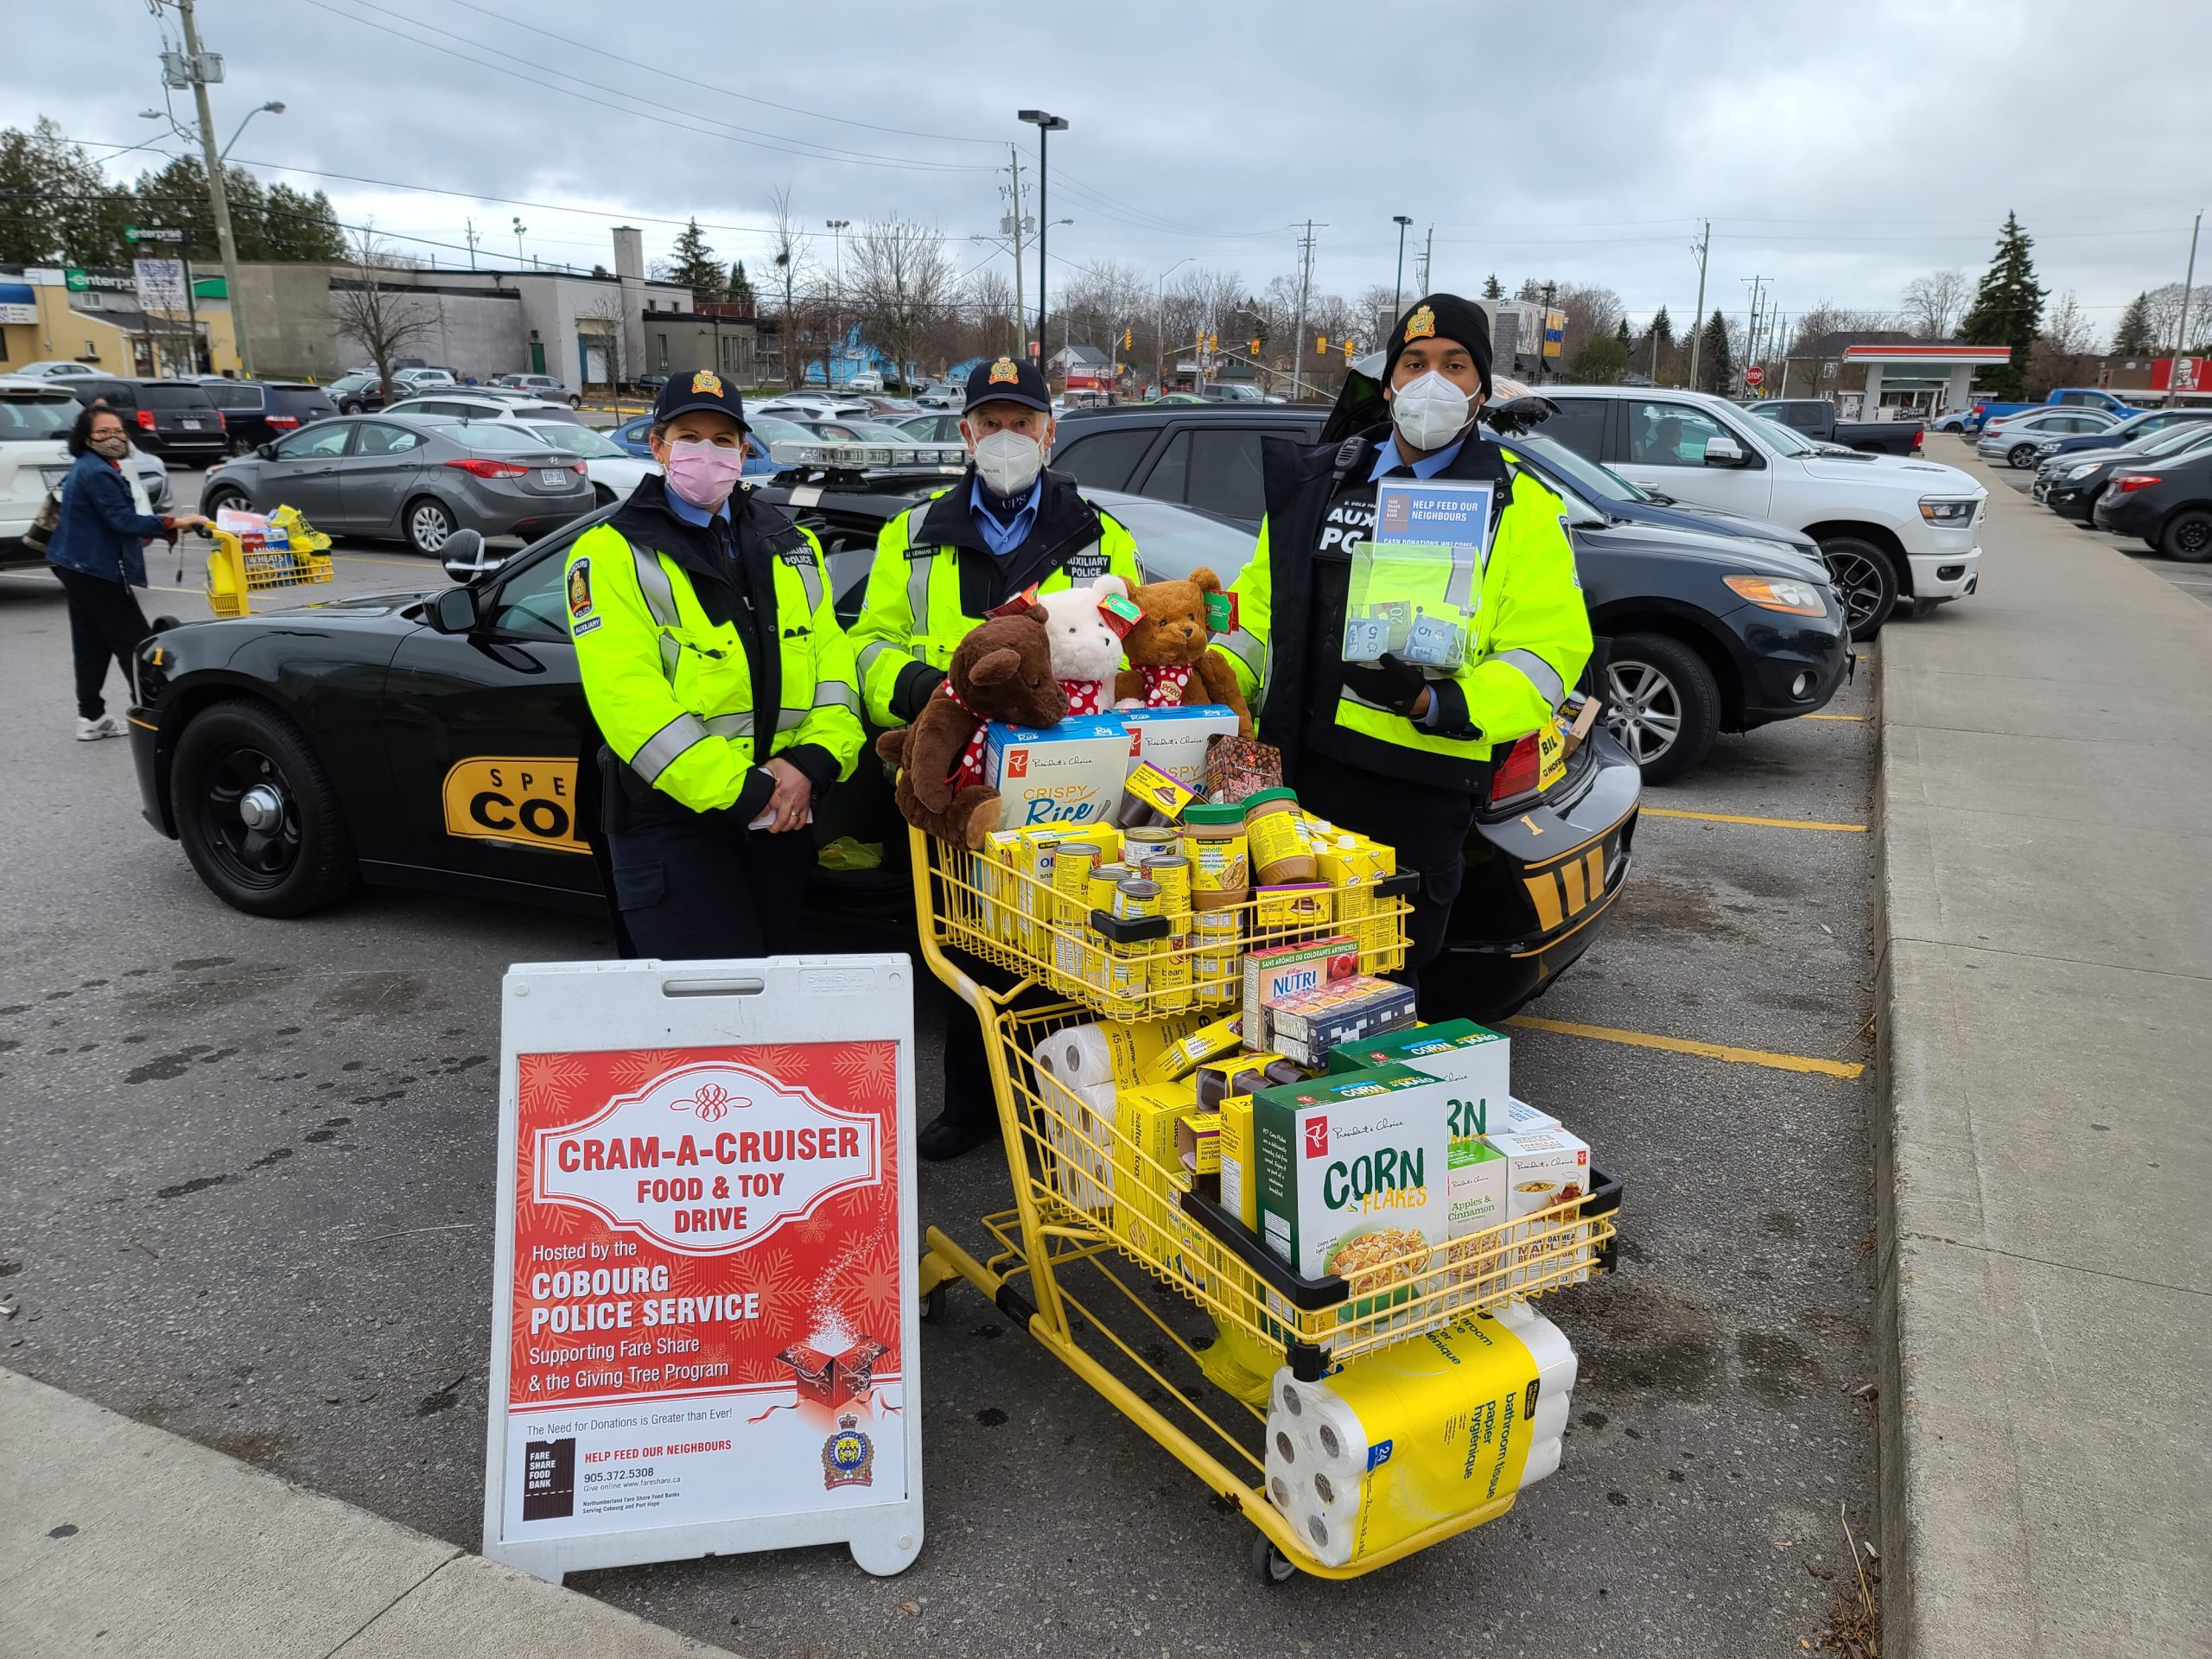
[973,429,1045,496]
[1390,371,1475,452]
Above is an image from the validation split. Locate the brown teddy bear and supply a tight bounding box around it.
[1112,566,1253,739]
[874,605,1066,849]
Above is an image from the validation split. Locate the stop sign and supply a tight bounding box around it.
[1745,365,1766,389]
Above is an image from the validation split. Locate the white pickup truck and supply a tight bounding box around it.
[1538,385,1986,638]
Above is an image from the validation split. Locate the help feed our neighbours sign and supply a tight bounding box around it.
[484,957,922,1582]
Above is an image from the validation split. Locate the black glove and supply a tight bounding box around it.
[890,661,947,724]
[1338,652,1426,716]
[1484,394,1558,436]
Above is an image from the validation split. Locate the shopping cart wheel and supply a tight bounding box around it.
[1250,1531,1299,1586]
[920,1282,950,1324]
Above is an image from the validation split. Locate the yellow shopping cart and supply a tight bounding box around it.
[908,825,1622,1582]
[203,505,334,617]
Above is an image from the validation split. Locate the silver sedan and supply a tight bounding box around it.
[194,413,595,556]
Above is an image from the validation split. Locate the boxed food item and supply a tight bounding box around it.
[1177,1111,1222,1179]
[1193,1050,1305,1112]
[1111,1082,1203,1262]
[1219,1094,1257,1231]
[1118,705,1243,795]
[1325,1018,1510,1106]
[1251,1064,1452,1283]
[1446,1138,1508,1286]
[1265,973,1419,1068]
[1495,1096,1560,1136]
[985,715,1143,829]
[1243,934,1358,1047]
[1144,1013,1245,1084]
[1486,1126,1595,1289]
[1251,883,1334,942]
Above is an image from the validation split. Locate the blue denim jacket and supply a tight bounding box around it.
[45,450,164,587]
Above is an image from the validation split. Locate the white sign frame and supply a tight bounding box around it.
[133,257,188,313]
[482,954,923,1584]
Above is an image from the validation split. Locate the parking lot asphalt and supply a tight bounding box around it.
[1979,439,2212,609]
[3,465,1880,1657]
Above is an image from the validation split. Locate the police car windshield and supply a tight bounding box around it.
[1508,431,1652,504]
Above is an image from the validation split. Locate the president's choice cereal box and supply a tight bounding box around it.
[985,715,1141,828]
[1251,1064,1451,1281]
[1116,705,1243,794]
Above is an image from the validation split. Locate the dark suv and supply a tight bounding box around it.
[193,378,338,455]
[53,376,227,464]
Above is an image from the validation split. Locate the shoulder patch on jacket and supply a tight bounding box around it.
[567,558,592,617]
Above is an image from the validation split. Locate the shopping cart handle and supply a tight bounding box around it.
[1085,908,1173,944]
[1374,871,1421,900]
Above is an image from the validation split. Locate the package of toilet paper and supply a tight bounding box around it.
[1031,1026,1120,1213]
[1262,1304,1574,1567]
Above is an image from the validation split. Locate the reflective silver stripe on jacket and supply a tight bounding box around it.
[630,544,681,679]
[855,639,893,677]
[906,546,935,631]
[1493,647,1566,709]
[631,712,709,782]
[789,551,823,613]
[812,682,860,714]
[703,712,753,739]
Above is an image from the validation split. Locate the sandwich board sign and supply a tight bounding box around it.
[483,955,922,1582]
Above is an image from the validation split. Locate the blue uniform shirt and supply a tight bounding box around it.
[662,485,732,528]
[970,475,1042,556]
[1369,432,1466,480]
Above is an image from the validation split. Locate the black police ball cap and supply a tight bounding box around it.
[1382,293,1494,399]
[963,355,1052,415]
[652,367,748,431]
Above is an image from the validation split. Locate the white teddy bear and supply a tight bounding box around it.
[1033,573,1130,717]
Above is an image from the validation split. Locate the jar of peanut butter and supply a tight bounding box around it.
[1179,803,1250,911]
[1242,788,1316,885]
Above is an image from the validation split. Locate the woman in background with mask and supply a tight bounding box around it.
[1206,293,1592,995]
[850,353,1146,1160]
[564,371,861,960]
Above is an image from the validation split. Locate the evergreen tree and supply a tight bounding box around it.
[1481,272,1503,300]
[2111,290,2156,355]
[1960,212,2046,401]
[0,119,133,265]
[1571,334,1629,384]
[1516,277,1543,302]
[1649,304,1673,346]
[666,218,723,308]
[264,185,346,261]
[728,259,756,308]
[1614,315,1630,346]
[1698,308,1732,394]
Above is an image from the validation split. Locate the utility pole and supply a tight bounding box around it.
[1391,215,1414,319]
[172,0,254,375]
[1290,219,1323,401]
[1541,280,1556,385]
[1418,224,1433,296]
[1741,274,1768,393]
[512,216,526,267]
[1002,147,1027,358]
[1685,218,1711,390]
[2168,208,2202,408]
[465,218,479,270]
[826,219,849,386]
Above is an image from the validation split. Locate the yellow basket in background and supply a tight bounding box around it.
[205,505,334,618]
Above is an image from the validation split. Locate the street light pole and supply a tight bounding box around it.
[1391,215,1414,320]
[1018,111,1067,372]
[826,219,849,386]
[1155,257,1191,394]
[173,0,255,375]
[219,99,283,161]
[2168,208,2202,409]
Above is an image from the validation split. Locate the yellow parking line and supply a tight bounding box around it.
[1802,713,1866,721]
[1504,1014,1866,1079]
[1641,807,1867,832]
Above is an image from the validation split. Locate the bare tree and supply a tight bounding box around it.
[1901,268,1969,339]
[1356,284,1398,350]
[847,219,956,391]
[1058,257,1151,363]
[1553,282,1625,368]
[963,265,1019,360]
[2028,289,2103,396]
[330,227,436,404]
[2142,281,2211,353]
[764,184,814,388]
[582,296,631,397]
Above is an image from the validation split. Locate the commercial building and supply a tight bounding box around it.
[0,264,241,378]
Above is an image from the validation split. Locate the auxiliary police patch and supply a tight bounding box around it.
[988,356,1020,385]
[1405,304,1436,343]
[567,559,592,617]
[690,368,725,397]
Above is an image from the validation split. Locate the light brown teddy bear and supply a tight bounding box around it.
[1111,566,1253,739]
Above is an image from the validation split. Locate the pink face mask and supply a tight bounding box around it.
[664,438,748,510]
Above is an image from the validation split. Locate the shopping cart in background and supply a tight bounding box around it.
[202,505,334,617]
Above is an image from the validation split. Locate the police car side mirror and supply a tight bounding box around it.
[427,586,481,634]
[439,529,500,583]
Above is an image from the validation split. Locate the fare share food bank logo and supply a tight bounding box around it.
[535,1061,879,1253]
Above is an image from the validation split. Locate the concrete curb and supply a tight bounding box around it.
[1,1367,721,1659]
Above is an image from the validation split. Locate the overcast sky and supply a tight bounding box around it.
[15,0,2209,342]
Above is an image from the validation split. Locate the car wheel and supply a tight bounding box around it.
[1604,632,1719,785]
[404,495,457,556]
[569,395,582,409]
[1818,535,1898,641]
[594,484,616,508]
[2006,442,2038,468]
[2161,508,2212,563]
[171,700,358,918]
[340,399,362,415]
[200,485,251,519]
[226,433,255,458]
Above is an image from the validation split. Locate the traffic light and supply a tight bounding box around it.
[1122,326,1133,351]
[1249,337,1261,356]
[1342,339,1354,360]
[1207,334,1217,352]
[1316,334,1327,353]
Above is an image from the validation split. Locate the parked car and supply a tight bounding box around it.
[11,360,101,379]
[1532,383,1983,638]
[1966,386,2144,434]
[788,419,965,467]
[491,372,582,408]
[895,412,965,445]
[1929,408,1976,434]
[383,392,582,428]
[1046,397,1848,779]
[393,368,459,394]
[43,375,228,465]
[192,378,338,455]
[606,412,804,476]
[753,397,877,423]
[2030,406,2212,466]
[2091,448,2212,560]
[196,412,593,555]
[859,396,923,416]
[1975,406,2118,467]
[912,385,960,410]
[126,479,1638,1023]
[1747,398,1923,455]
[486,419,653,504]
[844,370,885,392]
[2034,423,2212,522]
[0,376,175,547]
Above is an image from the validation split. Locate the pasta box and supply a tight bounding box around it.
[1251,1064,1451,1281]
[985,714,1141,829]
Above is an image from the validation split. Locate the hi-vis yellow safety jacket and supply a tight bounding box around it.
[849,468,1143,728]
[1212,427,1592,793]
[566,475,862,814]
